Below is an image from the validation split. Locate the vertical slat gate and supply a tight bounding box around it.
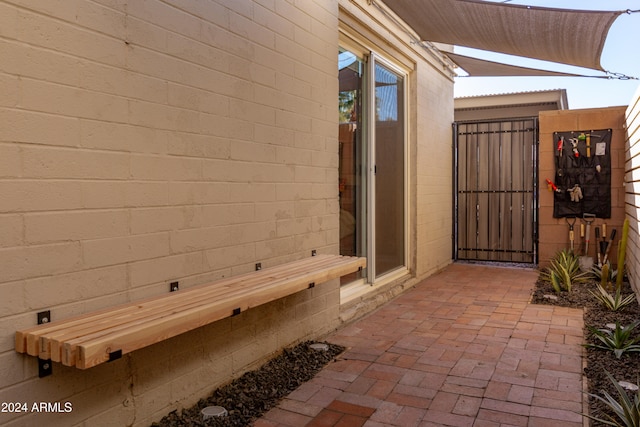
[454,118,538,263]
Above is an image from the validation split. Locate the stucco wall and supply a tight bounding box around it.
[625,85,640,298]
[539,107,627,266]
[0,0,454,426]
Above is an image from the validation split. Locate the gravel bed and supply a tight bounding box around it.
[151,341,344,427]
[531,277,640,426]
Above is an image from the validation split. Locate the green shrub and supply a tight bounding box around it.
[586,371,640,427]
[585,321,640,359]
[590,284,637,312]
[541,249,590,293]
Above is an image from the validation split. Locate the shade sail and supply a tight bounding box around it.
[446,52,599,77]
[383,0,622,71]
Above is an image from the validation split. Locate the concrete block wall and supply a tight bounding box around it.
[0,0,456,424]
[0,0,343,425]
[625,85,640,298]
[539,106,627,266]
[415,64,455,277]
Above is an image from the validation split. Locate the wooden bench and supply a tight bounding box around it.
[15,254,366,370]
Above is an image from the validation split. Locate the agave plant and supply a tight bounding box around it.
[585,321,640,359]
[541,249,591,292]
[590,284,637,312]
[586,371,640,427]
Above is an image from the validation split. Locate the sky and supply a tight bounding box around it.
[453,1,640,109]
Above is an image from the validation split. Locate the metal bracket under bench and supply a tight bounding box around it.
[15,254,366,373]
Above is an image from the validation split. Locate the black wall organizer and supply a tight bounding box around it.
[551,129,612,218]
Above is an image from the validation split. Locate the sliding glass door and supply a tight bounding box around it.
[338,47,407,283]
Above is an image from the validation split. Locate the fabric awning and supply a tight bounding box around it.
[446,52,600,78]
[383,0,623,71]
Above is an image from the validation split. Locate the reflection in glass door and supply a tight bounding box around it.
[374,62,405,277]
[338,49,367,283]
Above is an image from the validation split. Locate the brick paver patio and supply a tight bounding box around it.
[254,263,586,427]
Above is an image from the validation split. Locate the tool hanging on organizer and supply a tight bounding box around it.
[566,217,577,251]
[556,136,564,177]
[569,138,580,157]
[546,178,560,192]
[585,133,591,158]
[568,184,583,202]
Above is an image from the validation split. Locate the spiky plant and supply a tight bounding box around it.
[585,371,640,427]
[585,321,640,359]
[590,284,637,312]
[541,249,591,293]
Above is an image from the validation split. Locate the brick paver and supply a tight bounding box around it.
[255,264,586,426]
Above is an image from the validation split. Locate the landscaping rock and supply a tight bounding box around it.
[151,341,344,427]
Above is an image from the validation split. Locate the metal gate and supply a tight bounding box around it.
[454,118,538,264]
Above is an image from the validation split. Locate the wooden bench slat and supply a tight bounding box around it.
[15,255,366,370]
[74,256,364,369]
[41,256,341,362]
[17,255,340,357]
[52,256,346,364]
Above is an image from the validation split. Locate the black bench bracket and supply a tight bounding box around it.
[37,311,53,377]
[108,350,123,362]
[38,358,52,378]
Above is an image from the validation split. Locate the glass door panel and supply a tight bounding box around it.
[374,62,405,277]
[338,49,367,284]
